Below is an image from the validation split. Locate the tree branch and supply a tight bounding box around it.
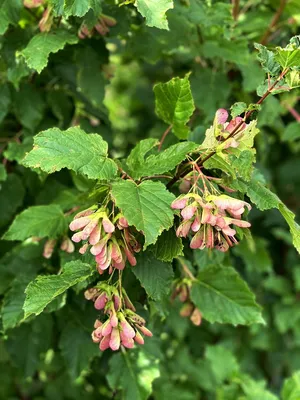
[260,0,287,45]
[167,68,289,190]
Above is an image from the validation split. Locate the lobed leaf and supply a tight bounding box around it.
[154,75,195,139]
[111,180,175,247]
[21,30,78,73]
[22,127,118,180]
[3,205,66,241]
[23,261,95,319]
[135,0,174,30]
[126,139,198,179]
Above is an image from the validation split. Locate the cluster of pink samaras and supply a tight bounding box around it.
[214,108,247,148]
[172,194,251,252]
[69,206,141,274]
[78,15,117,39]
[172,280,202,326]
[23,0,52,32]
[85,285,152,351]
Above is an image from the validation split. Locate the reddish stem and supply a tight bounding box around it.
[158,124,173,151]
[260,0,287,45]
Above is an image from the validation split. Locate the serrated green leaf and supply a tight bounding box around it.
[204,154,236,178]
[229,149,255,181]
[22,127,118,180]
[275,48,300,69]
[149,228,183,262]
[154,75,195,139]
[133,252,174,301]
[190,265,264,326]
[23,261,94,318]
[230,177,300,253]
[281,371,300,400]
[279,203,300,253]
[3,205,67,241]
[21,30,78,73]
[107,350,160,400]
[254,43,281,75]
[111,180,175,247]
[127,139,198,179]
[230,102,247,118]
[135,0,174,30]
[64,0,101,17]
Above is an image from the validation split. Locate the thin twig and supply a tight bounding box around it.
[158,124,173,151]
[232,0,240,21]
[287,106,300,122]
[260,0,287,45]
[177,257,196,281]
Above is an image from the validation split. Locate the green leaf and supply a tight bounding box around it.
[279,203,300,254]
[135,0,174,30]
[240,178,300,253]
[191,67,231,119]
[205,345,239,384]
[0,174,25,227]
[2,273,36,331]
[3,205,67,241]
[282,122,300,142]
[149,228,183,262]
[23,261,94,319]
[12,84,45,130]
[275,48,300,69]
[204,154,236,178]
[107,350,160,400]
[230,102,247,118]
[6,314,53,377]
[0,0,22,35]
[21,30,78,73]
[254,43,281,75]
[22,127,118,180]
[154,75,195,139]
[111,180,175,247]
[202,39,249,65]
[59,320,99,379]
[0,164,7,182]
[0,83,11,124]
[233,237,272,273]
[286,70,300,89]
[190,265,264,326]
[76,46,107,110]
[3,137,33,162]
[64,0,101,17]
[127,139,198,179]
[229,149,255,181]
[133,252,174,301]
[282,371,300,400]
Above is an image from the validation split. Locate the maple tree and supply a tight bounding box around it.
[0,0,300,399]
